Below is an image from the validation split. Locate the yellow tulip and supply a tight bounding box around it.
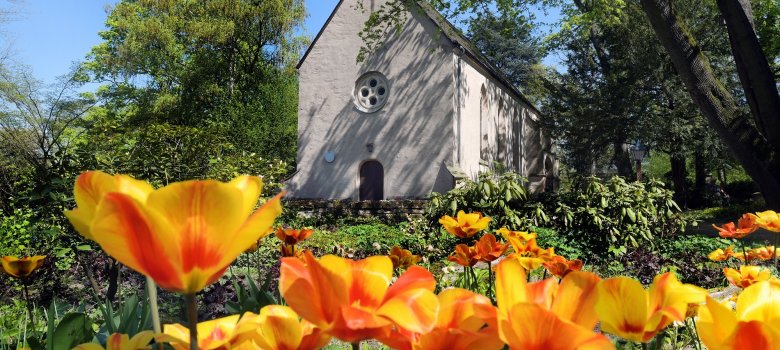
[495,258,612,349]
[506,236,555,271]
[697,280,780,350]
[73,331,154,350]
[439,211,491,239]
[724,266,772,288]
[156,314,256,350]
[496,227,537,242]
[279,251,438,344]
[0,255,45,278]
[752,210,780,232]
[65,171,282,294]
[240,305,331,350]
[708,246,734,261]
[595,273,706,343]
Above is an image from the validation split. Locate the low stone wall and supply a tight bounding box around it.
[282,199,428,224]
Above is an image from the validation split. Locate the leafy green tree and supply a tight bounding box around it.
[84,0,306,162]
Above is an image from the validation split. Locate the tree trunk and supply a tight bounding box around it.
[670,152,688,208]
[613,142,634,178]
[639,0,780,209]
[715,0,780,151]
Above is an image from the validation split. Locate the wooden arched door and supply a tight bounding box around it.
[359,160,384,201]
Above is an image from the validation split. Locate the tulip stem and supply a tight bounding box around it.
[773,235,778,269]
[690,317,703,350]
[185,293,198,350]
[739,240,748,264]
[146,276,163,350]
[641,342,648,350]
[22,281,34,329]
[351,342,360,350]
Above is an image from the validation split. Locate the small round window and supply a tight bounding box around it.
[354,72,389,113]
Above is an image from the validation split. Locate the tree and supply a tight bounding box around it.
[0,64,96,213]
[639,0,780,208]
[84,0,306,162]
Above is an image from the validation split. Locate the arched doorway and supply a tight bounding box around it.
[359,160,384,201]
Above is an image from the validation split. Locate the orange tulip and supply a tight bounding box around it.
[388,246,421,271]
[697,280,780,350]
[495,258,612,349]
[708,246,735,261]
[65,171,283,294]
[595,273,707,343]
[474,234,508,262]
[73,331,154,350]
[275,228,314,245]
[746,246,780,260]
[496,228,537,242]
[240,305,331,350]
[439,211,491,239]
[506,236,555,271]
[156,314,256,350]
[280,244,309,259]
[448,244,480,267]
[0,256,45,278]
[279,251,438,343]
[713,214,758,239]
[752,210,780,232]
[542,255,584,278]
[382,288,503,350]
[724,266,772,288]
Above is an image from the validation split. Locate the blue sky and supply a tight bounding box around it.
[0,0,555,85]
[0,0,339,85]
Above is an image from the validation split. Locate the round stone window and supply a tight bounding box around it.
[354,72,389,113]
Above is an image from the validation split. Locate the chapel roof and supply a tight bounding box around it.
[296,0,540,113]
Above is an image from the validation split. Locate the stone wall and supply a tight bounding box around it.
[283,199,428,225]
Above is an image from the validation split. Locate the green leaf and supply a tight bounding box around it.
[52,313,94,350]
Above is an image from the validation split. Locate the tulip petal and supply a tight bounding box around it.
[736,280,780,323]
[91,192,183,291]
[725,321,778,350]
[228,176,264,217]
[220,192,283,268]
[280,253,343,329]
[147,180,245,273]
[495,259,529,316]
[377,287,438,334]
[527,278,558,309]
[436,288,494,331]
[697,296,738,350]
[255,305,304,350]
[385,265,436,301]
[595,277,648,343]
[552,271,601,328]
[502,303,613,350]
[348,256,393,309]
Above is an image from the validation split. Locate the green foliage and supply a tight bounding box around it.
[94,293,152,341]
[226,271,278,316]
[84,0,305,163]
[427,171,548,230]
[548,177,688,255]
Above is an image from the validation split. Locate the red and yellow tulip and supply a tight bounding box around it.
[474,233,508,263]
[73,331,154,350]
[506,236,555,271]
[448,244,480,267]
[389,246,421,271]
[0,255,45,278]
[275,228,314,245]
[708,246,735,261]
[279,251,438,343]
[439,211,491,239]
[752,210,780,232]
[240,305,331,350]
[383,288,503,350]
[495,258,612,349]
[697,280,780,350]
[496,228,537,242]
[156,314,255,350]
[542,255,584,278]
[595,272,706,343]
[724,266,772,288]
[65,171,282,294]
